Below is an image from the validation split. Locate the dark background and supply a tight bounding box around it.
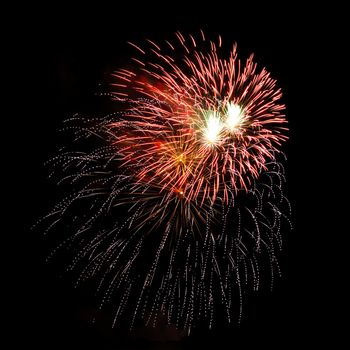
[10,3,342,349]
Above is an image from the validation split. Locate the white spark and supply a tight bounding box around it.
[203,112,222,145]
[225,102,244,131]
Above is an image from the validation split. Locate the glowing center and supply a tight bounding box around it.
[203,112,222,144]
[225,103,244,131]
[177,153,185,163]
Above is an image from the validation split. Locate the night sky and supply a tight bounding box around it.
[10,4,342,349]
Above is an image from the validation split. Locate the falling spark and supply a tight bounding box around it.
[37,31,292,333]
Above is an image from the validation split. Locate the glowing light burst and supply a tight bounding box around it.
[225,102,245,132]
[110,32,287,203]
[39,32,292,333]
[202,111,222,145]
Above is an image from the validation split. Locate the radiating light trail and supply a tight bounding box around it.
[38,31,292,333]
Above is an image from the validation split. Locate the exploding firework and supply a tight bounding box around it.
[38,31,292,332]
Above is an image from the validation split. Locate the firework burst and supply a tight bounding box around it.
[38,31,291,332]
[111,32,287,205]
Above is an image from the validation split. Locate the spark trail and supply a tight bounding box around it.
[38,31,291,332]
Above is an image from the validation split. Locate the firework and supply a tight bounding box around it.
[39,31,291,332]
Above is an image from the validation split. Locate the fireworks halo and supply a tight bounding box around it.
[38,31,292,333]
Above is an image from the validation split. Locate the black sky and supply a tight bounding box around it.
[10,4,342,349]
